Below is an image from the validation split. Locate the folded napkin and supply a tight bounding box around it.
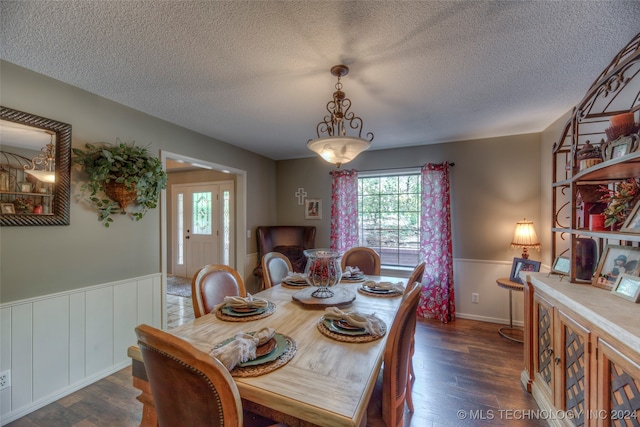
[284,272,308,282]
[323,307,385,337]
[363,280,405,293]
[210,327,276,370]
[343,266,362,277]
[216,293,269,312]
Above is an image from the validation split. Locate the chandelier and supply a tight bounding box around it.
[307,65,374,168]
[24,131,56,183]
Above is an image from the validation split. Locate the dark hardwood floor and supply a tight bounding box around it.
[6,317,544,427]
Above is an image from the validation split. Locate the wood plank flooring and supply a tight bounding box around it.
[6,301,545,427]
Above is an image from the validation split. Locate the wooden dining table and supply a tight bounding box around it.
[128,275,408,427]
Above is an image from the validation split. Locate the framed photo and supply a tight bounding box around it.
[0,203,15,214]
[509,257,541,284]
[593,244,640,290]
[551,256,571,275]
[621,200,640,232]
[603,135,637,160]
[304,198,322,220]
[610,273,640,303]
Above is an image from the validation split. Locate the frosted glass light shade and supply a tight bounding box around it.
[307,136,371,167]
[25,169,56,183]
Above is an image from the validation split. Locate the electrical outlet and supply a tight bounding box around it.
[471,293,480,303]
[0,370,10,390]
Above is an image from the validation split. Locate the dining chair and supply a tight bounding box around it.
[261,251,293,289]
[366,281,421,427]
[135,324,284,427]
[192,264,247,318]
[405,261,425,412]
[341,246,381,275]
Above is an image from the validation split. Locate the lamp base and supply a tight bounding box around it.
[521,248,530,259]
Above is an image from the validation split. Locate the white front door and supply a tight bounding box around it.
[172,181,234,277]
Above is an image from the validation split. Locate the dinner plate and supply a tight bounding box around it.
[237,333,289,367]
[322,318,369,336]
[221,305,267,317]
[362,285,395,294]
[283,279,309,286]
[343,273,365,281]
[341,275,366,283]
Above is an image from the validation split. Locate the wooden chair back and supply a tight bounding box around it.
[191,264,246,318]
[261,252,293,289]
[367,281,421,427]
[341,247,381,275]
[407,261,426,288]
[404,260,425,413]
[135,324,243,427]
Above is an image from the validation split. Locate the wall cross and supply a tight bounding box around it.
[295,187,307,205]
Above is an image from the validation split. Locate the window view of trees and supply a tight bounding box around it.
[358,174,421,267]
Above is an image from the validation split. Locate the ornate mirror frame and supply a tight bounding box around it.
[0,106,71,226]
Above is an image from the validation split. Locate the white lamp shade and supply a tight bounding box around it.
[511,219,540,249]
[307,136,371,166]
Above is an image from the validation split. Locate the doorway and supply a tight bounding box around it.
[171,181,234,278]
[160,150,247,328]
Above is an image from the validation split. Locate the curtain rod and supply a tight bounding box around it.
[328,162,455,175]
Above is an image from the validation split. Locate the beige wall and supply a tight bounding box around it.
[0,61,277,303]
[276,133,542,263]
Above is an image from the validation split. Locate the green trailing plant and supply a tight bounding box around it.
[72,140,167,227]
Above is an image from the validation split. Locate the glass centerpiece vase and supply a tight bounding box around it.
[304,249,342,298]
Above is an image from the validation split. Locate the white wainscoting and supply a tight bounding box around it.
[0,274,162,425]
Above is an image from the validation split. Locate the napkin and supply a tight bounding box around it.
[323,307,385,337]
[362,280,405,293]
[284,272,308,282]
[343,266,362,277]
[210,327,276,370]
[216,293,268,312]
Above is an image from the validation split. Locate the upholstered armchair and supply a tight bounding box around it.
[253,226,316,287]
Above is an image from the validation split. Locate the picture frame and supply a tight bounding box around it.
[0,203,15,214]
[610,273,640,303]
[592,244,640,290]
[509,257,541,284]
[304,198,322,220]
[551,256,571,275]
[603,135,637,161]
[621,200,640,232]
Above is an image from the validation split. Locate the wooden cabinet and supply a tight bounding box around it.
[523,273,639,427]
[526,33,640,427]
[551,33,640,284]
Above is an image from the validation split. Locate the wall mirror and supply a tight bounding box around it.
[0,106,71,226]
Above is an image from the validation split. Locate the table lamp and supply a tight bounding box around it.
[511,219,540,259]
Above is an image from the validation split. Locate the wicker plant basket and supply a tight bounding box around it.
[105,181,137,213]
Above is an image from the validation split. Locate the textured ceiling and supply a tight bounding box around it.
[1,1,639,161]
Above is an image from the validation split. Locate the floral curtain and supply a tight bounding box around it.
[418,162,455,323]
[330,169,358,253]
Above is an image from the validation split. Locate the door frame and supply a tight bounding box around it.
[160,150,247,328]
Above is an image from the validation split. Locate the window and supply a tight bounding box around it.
[358,171,421,267]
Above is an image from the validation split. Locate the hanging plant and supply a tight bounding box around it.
[599,178,640,228]
[73,140,167,227]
